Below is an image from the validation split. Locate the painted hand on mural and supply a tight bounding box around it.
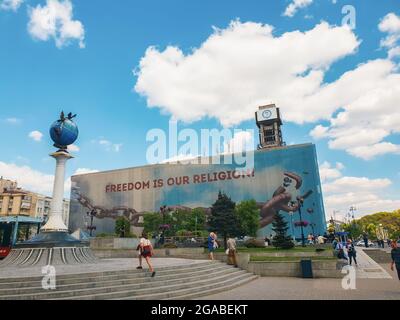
[257,172,312,228]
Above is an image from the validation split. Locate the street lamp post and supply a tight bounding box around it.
[310,223,316,236]
[296,197,306,247]
[86,209,97,237]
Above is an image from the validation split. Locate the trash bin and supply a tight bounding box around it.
[300,259,313,278]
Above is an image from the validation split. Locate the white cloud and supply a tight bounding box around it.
[223,131,254,154]
[28,0,85,49]
[28,130,43,142]
[310,14,399,160]
[309,58,400,160]
[0,161,53,195]
[321,165,400,218]
[323,176,392,194]
[319,161,400,218]
[4,117,21,124]
[324,192,400,219]
[319,161,344,182]
[388,46,400,59]
[161,154,198,164]
[379,13,400,61]
[68,144,80,152]
[93,139,123,152]
[0,0,23,11]
[73,168,99,175]
[283,0,313,18]
[310,124,329,140]
[0,161,92,198]
[135,20,359,127]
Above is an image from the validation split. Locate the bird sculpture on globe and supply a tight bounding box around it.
[50,111,78,150]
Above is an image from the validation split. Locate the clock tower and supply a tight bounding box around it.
[255,104,284,149]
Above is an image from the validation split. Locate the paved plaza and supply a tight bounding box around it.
[199,248,399,300]
[0,248,398,300]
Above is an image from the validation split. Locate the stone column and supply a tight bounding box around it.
[41,151,73,232]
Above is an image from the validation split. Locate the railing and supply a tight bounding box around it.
[157,236,207,248]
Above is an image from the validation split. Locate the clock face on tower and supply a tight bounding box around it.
[262,110,272,119]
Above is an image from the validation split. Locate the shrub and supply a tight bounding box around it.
[244,238,265,248]
[176,229,191,237]
[96,233,117,238]
[115,217,130,238]
[163,243,178,249]
[125,233,138,238]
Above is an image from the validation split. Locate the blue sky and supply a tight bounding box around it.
[0,0,399,220]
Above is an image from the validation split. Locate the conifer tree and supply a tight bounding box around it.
[208,191,241,249]
[272,212,294,249]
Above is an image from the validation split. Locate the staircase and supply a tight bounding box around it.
[0,261,257,300]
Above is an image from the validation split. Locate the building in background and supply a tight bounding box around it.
[69,105,326,238]
[70,143,326,238]
[0,178,70,227]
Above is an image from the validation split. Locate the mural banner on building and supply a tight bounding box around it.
[69,143,326,238]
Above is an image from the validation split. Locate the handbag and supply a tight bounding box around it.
[225,249,229,255]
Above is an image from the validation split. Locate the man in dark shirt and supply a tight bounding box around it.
[390,241,400,280]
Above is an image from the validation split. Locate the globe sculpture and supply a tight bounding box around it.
[0,111,97,268]
[50,112,79,150]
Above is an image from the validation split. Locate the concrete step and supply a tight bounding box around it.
[0,261,257,300]
[58,271,256,300]
[0,261,212,284]
[166,274,259,300]
[0,261,221,289]
[118,273,258,300]
[0,265,238,296]
[0,263,246,300]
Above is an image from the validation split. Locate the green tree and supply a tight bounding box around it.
[235,199,260,237]
[208,191,241,249]
[188,208,207,233]
[341,222,363,239]
[115,217,130,238]
[272,212,294,249]
[327,222,335,235]
[143,212,163,235]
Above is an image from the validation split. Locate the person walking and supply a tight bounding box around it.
[208,232,216,261]
[139,233,156,277]
[227,237,238,267]
[332,238,338,250]
[390,241,400,281]
[346,239,358,266]
[362,232,369,248]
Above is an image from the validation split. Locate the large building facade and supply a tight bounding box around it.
[69,143,326,239]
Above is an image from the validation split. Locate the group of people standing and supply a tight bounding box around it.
[333,238,358,266]
[208,232,238,267]
[307,233,329,245]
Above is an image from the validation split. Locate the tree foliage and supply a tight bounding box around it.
[235,199,260,237]
[208,191,241,248]
[115,217,131,238]
[341,210,400,240]
[143,208,207,237]
[272,212,294,249]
